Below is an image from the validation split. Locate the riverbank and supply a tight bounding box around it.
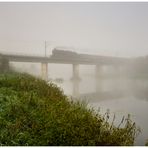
[0,72,139,146]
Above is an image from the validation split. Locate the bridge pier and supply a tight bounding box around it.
[41,62,48,81]
[70,64,80,97]
[95,65,102,78]
[71,64,80,81]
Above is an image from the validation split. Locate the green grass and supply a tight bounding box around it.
[0,72,140,146]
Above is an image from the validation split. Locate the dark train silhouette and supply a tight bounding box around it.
[51,48,115,64]
[51,48,104,63]
[51,48,79,59]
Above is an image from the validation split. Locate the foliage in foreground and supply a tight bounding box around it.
[145,140,148,146]
[0,72,140,146]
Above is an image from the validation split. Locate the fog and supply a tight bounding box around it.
[1,2,148,146]
[1,2,148,57]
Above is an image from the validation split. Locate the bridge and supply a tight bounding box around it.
[1,49,128,64]
[0,49,130,96]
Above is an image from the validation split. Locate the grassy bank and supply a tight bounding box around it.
[0,72,139,146]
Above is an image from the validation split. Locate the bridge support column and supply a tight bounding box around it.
[71,64,80,97]
[41,62,48,81]
[95,65,103,92]
[95,65,102,78]
[71,64,80,81]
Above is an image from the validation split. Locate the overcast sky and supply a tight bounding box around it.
[0,2,148,57]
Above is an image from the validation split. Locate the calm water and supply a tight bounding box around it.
[55,77,148,146]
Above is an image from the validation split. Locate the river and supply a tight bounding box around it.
[53,75,148,146]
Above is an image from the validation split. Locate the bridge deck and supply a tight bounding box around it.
[0,52,129,65]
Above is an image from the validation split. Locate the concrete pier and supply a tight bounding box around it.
[95,65,102,79]
[71,64,80,96]
[71,64,80,81]
[41,62,48,81]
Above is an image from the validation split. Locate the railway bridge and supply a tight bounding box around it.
[0,49,129,96]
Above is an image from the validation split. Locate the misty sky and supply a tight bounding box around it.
[0,2,148,57]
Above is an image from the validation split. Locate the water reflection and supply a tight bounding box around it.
[72,79,79,97]
[56,77,148,146]
[80,79,148,102]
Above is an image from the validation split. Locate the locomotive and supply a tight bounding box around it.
[51,48,78,59]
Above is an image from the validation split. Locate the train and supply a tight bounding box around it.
[51,48,78,59]
[51,48,104,63]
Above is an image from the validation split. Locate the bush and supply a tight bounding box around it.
[145,140,148,146]
[0,73,140,146]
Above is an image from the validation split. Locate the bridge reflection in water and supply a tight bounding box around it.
[71,78,148,103]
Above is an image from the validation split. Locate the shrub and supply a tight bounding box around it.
[145,140,148,146]
[0,73,140,146]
